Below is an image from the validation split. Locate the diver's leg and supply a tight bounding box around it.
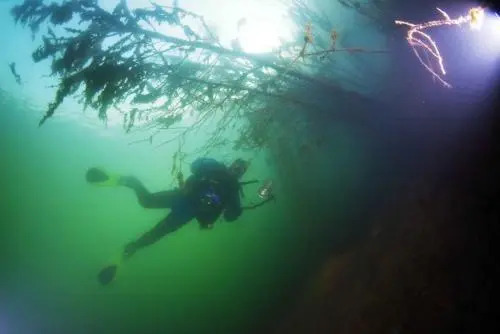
[120,176,179,209]
[124,210,194,258]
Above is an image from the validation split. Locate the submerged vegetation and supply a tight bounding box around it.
[11,0,389,158]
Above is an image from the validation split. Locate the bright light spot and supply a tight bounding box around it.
[125,0,294,54]
[395,6,487,88]
[479,10,500,55]
[190,0,294,54]
[469,7,485,30]
[239,20,280,53]
[236,4,292,53]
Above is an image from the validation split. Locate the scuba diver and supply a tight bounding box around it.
[86,158,249,262]
[87,157,278,285]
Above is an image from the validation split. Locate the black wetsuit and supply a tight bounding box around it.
[125,158,242,250]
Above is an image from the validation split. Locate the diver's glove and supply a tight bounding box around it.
[118,176,142,188]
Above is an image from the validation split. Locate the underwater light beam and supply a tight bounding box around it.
[395,7,485,88]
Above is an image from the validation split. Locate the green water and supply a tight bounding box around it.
[0,87,305,333]
[0,81,369,333]
[0,1,382,333]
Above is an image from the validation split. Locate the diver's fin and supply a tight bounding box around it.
[85,167,121,187]
[98,264,118,285]
[98,253,125,286]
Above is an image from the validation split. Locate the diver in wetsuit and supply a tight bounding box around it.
[87,157,248,258]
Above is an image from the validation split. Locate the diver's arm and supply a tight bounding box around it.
[223,190,243,222]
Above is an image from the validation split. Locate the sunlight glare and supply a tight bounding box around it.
[235,2,293,53]
[183,0,293,54]
[126,0,294,53]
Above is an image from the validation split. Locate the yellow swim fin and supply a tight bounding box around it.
[85,167,121,187]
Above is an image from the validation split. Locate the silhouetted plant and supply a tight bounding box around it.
[12,0,386,153]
